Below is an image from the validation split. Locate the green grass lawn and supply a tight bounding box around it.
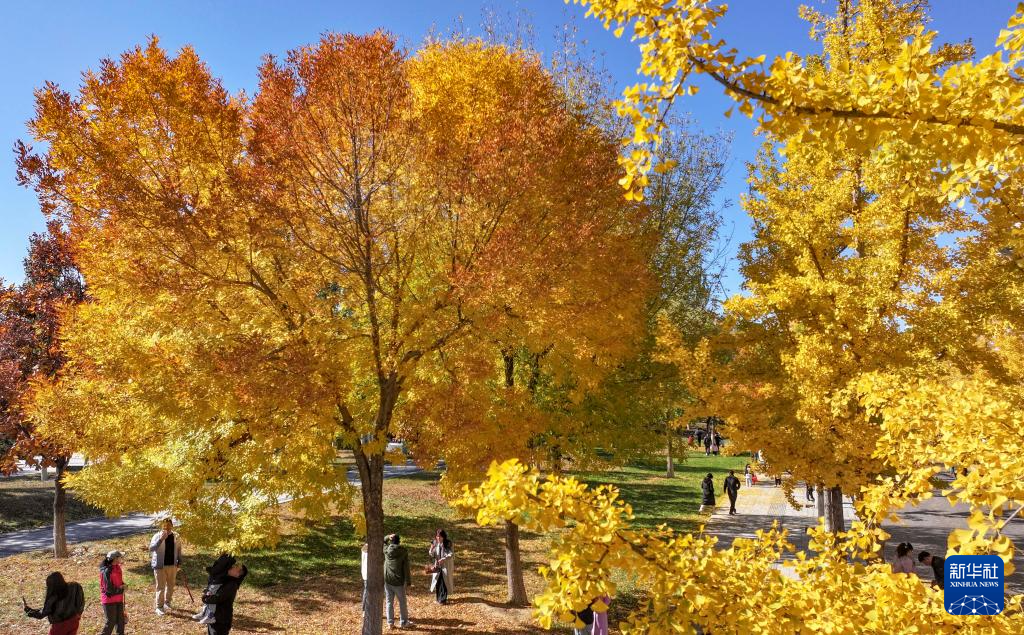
[0,472,104,533]
[576,451,750,619]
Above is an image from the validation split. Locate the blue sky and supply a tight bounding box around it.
[0,1,1011,296]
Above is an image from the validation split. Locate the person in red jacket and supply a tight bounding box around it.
[99,551,126,635]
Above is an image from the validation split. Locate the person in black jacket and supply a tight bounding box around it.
[723,470,742,515]
[918,552,945,589]
[699,473,716,513]
[24,571,84,635]
[201,561,248,635]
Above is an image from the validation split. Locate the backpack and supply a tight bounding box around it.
[54,582,85,621]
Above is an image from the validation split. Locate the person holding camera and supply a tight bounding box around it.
[383,533,414,629]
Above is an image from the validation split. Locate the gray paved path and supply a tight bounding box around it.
[706,474,1024,593]
[0,461,424,557]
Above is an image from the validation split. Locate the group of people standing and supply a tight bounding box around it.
[23,518,247,635]
[362,529,455,630]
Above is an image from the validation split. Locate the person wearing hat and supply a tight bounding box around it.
[149,518,183,615]
[201,559,249,635]
[99,551,126,635]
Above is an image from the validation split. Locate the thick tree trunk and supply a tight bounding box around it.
[815,485,826,519]
[666,435,675,478]
[359,378,399,635]
[40,464,48,481]
[500,351,529,604]
[825,486,845,533]
[359,451,386,635]
[504,519,529,606]
[53,460,68,558]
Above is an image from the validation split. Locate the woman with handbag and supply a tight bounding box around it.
[427,529,454,605]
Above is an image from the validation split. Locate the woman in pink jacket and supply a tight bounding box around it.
[99,551,126,635]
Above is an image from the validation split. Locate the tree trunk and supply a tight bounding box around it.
[666,435,675,478]
[53,460,68,558]
[825,486,845,533]
[504,519,529,606]
[40,464,48,481]
[501,350,529,604]
[359,378,400,635]
[359,451,386,635]
[815,485,826,519]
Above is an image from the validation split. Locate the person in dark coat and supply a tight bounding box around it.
[723,470,742,515]
[201,561,248,635]
[918,552,945,589]
[699,473,716,513]
[24,571,84,635]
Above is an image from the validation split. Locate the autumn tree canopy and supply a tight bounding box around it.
[18,31,652,635]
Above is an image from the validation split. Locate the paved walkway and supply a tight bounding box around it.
[706,476,1024,593]
[0,461,424,558]
[706,477,854,567]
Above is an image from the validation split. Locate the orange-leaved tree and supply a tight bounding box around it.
[18,33,651,634]
[0,224,85,557]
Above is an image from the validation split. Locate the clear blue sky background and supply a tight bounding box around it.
[0,1,1011,296]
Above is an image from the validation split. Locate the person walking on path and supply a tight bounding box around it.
[384,533,414,629]
[149,518,182,615]
[99,551,126,635]
[703,434,712,456]
[23,572,84,635]
[699,473,716,514]
[918,551,945,589]
[201,560,248,635]
[723,470,742,515]
[744,464,753,487]
[805,482,815,502]
[891,543,916,575]
[428,529,454,605]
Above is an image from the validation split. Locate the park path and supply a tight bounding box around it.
[0,462,423,558]
[706,475,1024,593]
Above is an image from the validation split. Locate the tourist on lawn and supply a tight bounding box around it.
[592,595,611,635]
[201,560,248,635]
[572,600,596,635]
[699,473,716,513]
[744,464,753,487]
[192,553,236,625]
[99,551,126,635]
[703,433,712,456]
[891,542,916,575]
[149,517,182,615]
[724,470,742,515]
[384,533,414,629]
[23,571,85,635]
[805,482,815,502]
[428,528,454,605]
[918,551,945,589]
